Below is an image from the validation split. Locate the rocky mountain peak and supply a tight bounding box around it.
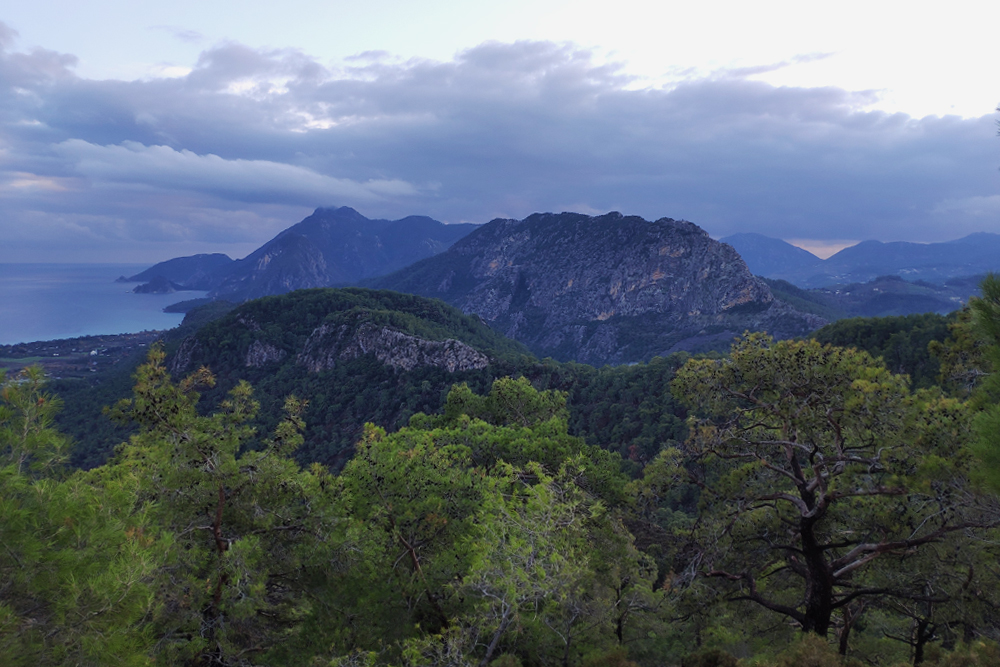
[373,211,822,364]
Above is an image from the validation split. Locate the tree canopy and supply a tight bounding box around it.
[7,286,1000,665]
[671,334,997,640]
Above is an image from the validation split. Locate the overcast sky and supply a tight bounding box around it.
[1,1,998,262]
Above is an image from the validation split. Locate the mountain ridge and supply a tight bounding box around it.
[122,207,478,300]
[720,232,822,277]
[724,231,1000,287]
[210,207,479,301]
[372,211,823,364]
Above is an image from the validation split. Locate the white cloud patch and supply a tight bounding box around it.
[53,140,417,203]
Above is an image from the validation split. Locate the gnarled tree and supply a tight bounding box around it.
[672,334,995,639]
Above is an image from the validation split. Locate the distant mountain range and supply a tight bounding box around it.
[120,207,477,301]
[722,232,1000,288]
[370,212,822,364]
[123,209,999,366]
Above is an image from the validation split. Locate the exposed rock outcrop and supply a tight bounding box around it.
[297,321,489,373]
[245,340,287,368]
[296,322,349,373]
[169,336,202,375]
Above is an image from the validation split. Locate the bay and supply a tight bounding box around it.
[0,264,207,345]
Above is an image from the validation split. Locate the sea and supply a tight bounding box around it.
[0,264,208,346]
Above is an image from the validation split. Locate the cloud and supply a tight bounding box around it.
[0,27,998,262]
[0,22,18,49]
[933,195,1000,217]
[147,25,204,44]
[721,51,838,79]
[53,139,417,204]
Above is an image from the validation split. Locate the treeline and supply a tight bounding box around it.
[4,281,1000,665]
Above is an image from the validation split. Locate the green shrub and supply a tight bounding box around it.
[490,655,523,667]
[924,641,1000,667]
[762,635,861,667]
[681,647,740,667]
[582,648,638,667]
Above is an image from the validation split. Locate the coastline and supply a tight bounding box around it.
[0,263,206,346]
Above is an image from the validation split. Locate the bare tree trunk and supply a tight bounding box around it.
[800,516,834,637]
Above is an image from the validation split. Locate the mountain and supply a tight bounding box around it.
[720,233,822,277]
[120,253,234,290]
[733,232,1000,288]
[370,211,824,365]
[124,208,477,301]
[813,234,1000,286]
[207,207,477,301]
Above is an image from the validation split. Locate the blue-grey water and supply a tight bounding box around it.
[0,264,207,345]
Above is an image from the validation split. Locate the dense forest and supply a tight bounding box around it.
[4,279,1000,666]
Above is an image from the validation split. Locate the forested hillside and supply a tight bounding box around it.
[5,280,1000,666]
[810,312,954,388]
[56,288,689,472]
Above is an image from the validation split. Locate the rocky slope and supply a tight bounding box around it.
[169,289,506,378]
[372,212,824,364]
[295,321,489,373]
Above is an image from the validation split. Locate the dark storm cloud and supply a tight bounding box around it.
[1,26,997,261]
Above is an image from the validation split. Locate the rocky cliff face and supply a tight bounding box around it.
[172,314,490,376]
[374,212,824,364]
[245,340,287,368]
[217,233,331,302]
[297,321,489,373]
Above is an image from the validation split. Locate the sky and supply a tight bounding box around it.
[1,1,998,263]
